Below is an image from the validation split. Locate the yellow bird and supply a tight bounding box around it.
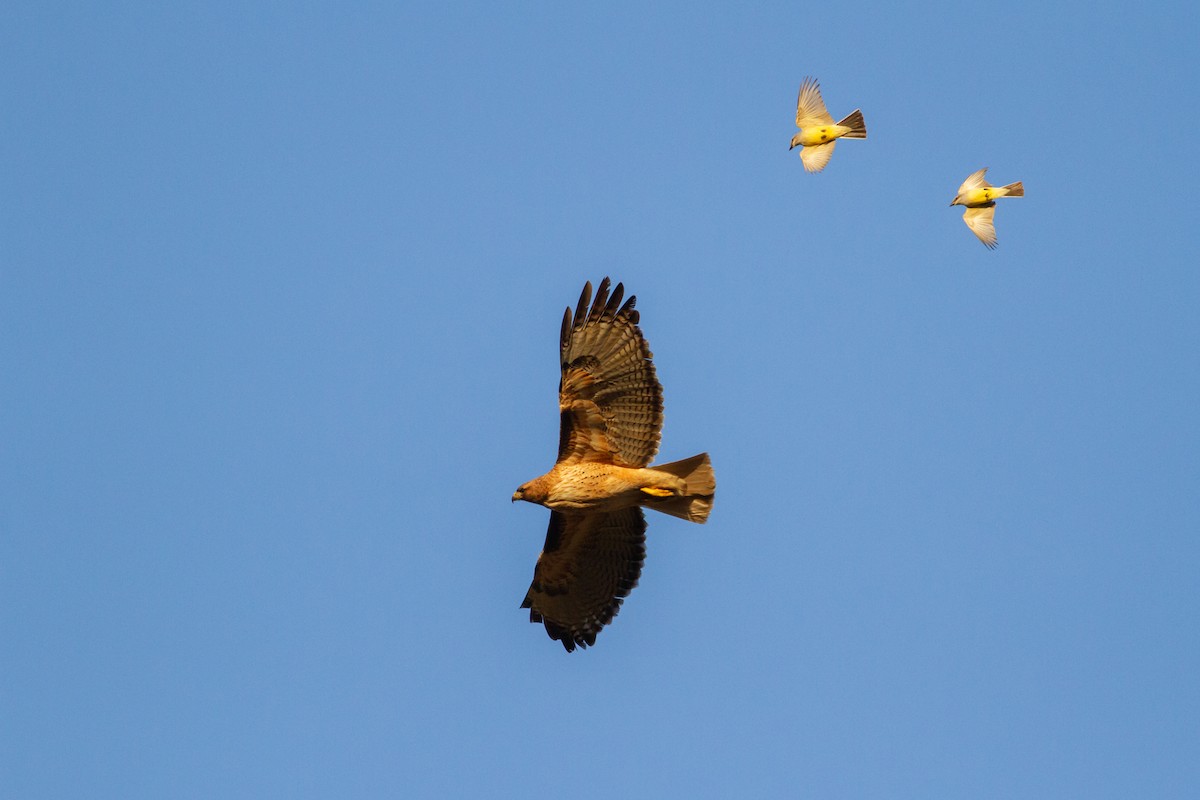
[789,76,867,173]
[950,168,1025,249]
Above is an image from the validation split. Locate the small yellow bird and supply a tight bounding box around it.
[950,168,1025,249]
[789,76,867,173]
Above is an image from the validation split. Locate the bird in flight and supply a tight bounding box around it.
[789,76,867,173]
[950,168,1025,249]
[512,278,716,652]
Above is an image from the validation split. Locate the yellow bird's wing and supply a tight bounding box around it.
[963,204,998,249]
[799,140,836,173]
[795,77,835,127]
[958,167,992,194]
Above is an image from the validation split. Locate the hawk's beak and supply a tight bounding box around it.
[511,490,522,503]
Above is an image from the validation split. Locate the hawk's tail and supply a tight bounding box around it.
[836,109,867,139]
[647,453,715,523]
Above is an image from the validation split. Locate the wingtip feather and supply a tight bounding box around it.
[603,281,624,319]
[559,306,571,349]
[574,280,593,330]
[589,277,612,325]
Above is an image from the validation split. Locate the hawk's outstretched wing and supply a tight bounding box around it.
[557,278,663,468]
[795,76,835,128]
[521,508,647,652]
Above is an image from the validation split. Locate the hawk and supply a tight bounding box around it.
[512,278,716,652]
[789,76,867,173]
[950,167,1025,249]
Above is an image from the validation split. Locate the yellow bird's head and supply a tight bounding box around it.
[789,132,804,150]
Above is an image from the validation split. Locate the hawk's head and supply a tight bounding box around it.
[512,480,548,505]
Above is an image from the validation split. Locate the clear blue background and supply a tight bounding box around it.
[4,3,1198,797]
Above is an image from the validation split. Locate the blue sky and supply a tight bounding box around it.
[3,2,1198,797]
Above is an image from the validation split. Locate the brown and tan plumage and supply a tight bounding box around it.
[512,278,716,652]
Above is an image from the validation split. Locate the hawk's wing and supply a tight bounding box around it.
[521,508,647,652]
[800,140,837,173]
[963,204,998,249]
[557,278,663,468]
[958,167,992,193]
[796,76,835,127]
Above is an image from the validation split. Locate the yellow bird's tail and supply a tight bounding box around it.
[646,453,715,523]
[837,109,867,139]
[1002,181,1024,197]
